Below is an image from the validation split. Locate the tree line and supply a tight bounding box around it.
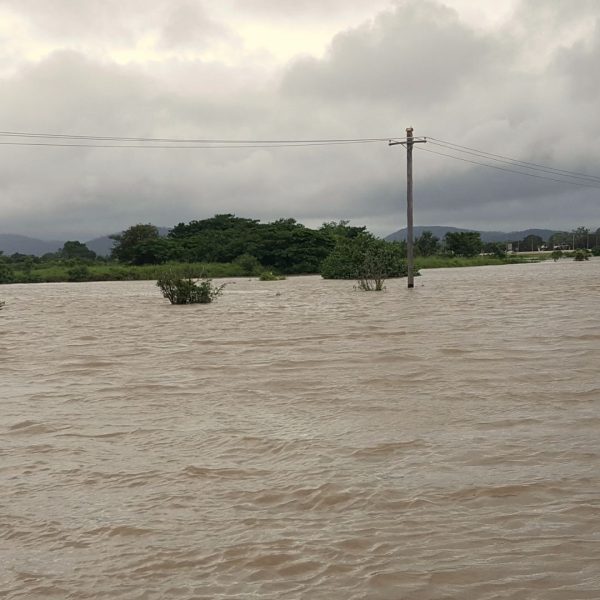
[1,216,599,285]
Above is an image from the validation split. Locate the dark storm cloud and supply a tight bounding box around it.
[1,0,599,240]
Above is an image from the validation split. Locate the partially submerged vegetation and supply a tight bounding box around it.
[320,234,408,291]
[259,271,286,281]
[157,271,225,304]
[1,216,598,285]
[573,249,591,261]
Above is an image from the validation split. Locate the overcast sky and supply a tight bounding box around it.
[1,0,599,240]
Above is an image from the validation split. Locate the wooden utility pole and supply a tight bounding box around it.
[390,128,426,289]
[406,127,415,287]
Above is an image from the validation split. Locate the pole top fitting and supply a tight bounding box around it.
[406,126,414,136]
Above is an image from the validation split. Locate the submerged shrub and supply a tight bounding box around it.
[259,271,285,281]
[573,249,590,261]
[157,271,225,304]
[551,250,563,261]
[355,250,389,291]
[321,234,407,281]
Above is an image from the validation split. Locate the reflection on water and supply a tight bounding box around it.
[1,261,600,599]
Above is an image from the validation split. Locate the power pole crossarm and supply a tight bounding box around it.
[389,128,426,289]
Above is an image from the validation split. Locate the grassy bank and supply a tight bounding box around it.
[3,261,253,284]
[415,254,547,270]
[1,253,556,285]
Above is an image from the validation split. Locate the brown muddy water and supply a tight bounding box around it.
[1,260,600,599]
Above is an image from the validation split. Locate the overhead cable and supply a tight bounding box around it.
[427,136,600,184]
[415,145,600,190]
[0,129,397,145]
[0,139,384,149]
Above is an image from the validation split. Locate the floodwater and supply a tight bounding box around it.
[1,260,599,599]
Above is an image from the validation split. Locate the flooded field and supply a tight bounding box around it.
[1,260,599,599]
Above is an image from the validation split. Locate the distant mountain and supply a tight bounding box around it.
[0,227,171,257]
[0,234,64,256]
[83,235,115,257]
[385,226,561,243]
[0,225,565,256]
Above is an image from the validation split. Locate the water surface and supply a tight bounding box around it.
[1,261,599,599]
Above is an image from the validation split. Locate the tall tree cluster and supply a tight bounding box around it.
[110,215,341,274]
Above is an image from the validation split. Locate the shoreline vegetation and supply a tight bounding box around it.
[1,215,597,285]
[0,253,582,285]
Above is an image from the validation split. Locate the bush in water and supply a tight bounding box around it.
[259,271,285,281]
[573,249,590,261]
[157,271,225,304]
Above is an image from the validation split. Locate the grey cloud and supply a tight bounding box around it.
[1,0,153,44]
[158,1,239,50]
[281,1,495,106]
[550,19,600,101]
[511,0,599,33]
[231,0,393,20]
[1,0,238,52]
[0,52,281,238]
[1,0,600,240]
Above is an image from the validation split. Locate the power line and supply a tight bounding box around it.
[427,136,600,183]
[2,127,599,190]
[428,140,600,184]
[415,145,600,189]
[0,129,398,145]
[0,139,384,149]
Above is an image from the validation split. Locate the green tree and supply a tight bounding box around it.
[319,220,367,240]
[520,234,544,252]
[415,230,440,256]
[483,242,507,258]
[169,214,259,238]
[253,219,334,274]
[548,232,570,249]
[8,252,35,264]
[321,234,407,279]
[233,253,262,275]
[0,262,15,284]
[169,214,261,263]
[444,231,483,257]
[572,226,590,249]
[129,238,176,265]
[110,223,160,263]
[60,240,97,261]
[67,264,92,282]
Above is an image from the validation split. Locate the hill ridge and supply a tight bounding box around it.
[385,226,561,243]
